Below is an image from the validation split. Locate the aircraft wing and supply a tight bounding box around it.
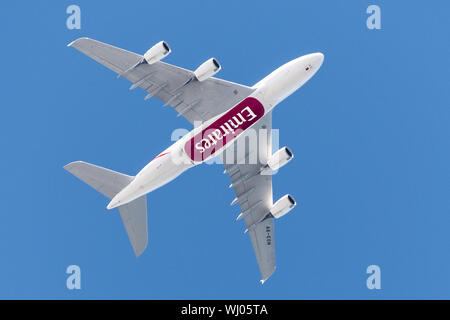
[68,37,255,125]
[223,112,276,283]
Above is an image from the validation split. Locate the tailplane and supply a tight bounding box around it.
[64,161,148,256]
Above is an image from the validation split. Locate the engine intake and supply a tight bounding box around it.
[144,41,171,64]
[194,58,221,82]
[261,147,294,174]
[270,194,296,219]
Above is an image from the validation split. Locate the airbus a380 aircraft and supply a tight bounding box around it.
[64,38,324,283]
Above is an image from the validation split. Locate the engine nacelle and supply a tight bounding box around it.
[144,41,171,64]
[261,147,293,174]
[270,195,296,219]
[194,58,221,82]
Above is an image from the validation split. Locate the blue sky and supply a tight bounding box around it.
[0,0,449,299]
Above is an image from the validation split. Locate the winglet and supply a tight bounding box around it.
[67,37,90,48]
[260,273,274,285]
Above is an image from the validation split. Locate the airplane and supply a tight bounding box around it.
[64,38,324,283]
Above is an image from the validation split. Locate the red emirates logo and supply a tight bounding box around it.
[185,97,265,162]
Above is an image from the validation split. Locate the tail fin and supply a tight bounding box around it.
[64,161,148,256]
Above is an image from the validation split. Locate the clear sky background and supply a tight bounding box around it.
[0,0,449,299]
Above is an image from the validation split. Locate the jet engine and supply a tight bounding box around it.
[261,147,294,174]
[144,41,171,64]
[270,194,296,219]
[194,58,221,81]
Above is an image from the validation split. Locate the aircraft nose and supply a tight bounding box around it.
[311,52,324,68]
[295,52,324,74]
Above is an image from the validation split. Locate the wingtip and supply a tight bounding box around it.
[133,240,148,258]
[67,37,91,48]
[63,160,83,170]
[260,275,272,285]
[260,266,276,284]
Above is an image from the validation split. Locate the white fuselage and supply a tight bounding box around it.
[107,53,324,209]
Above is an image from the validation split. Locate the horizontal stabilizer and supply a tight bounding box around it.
[64,161,134,199]
[64,161,148,256]
[118,195,148,256]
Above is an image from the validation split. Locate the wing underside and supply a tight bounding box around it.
[68,37,255,124]
[222,112,276,282]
